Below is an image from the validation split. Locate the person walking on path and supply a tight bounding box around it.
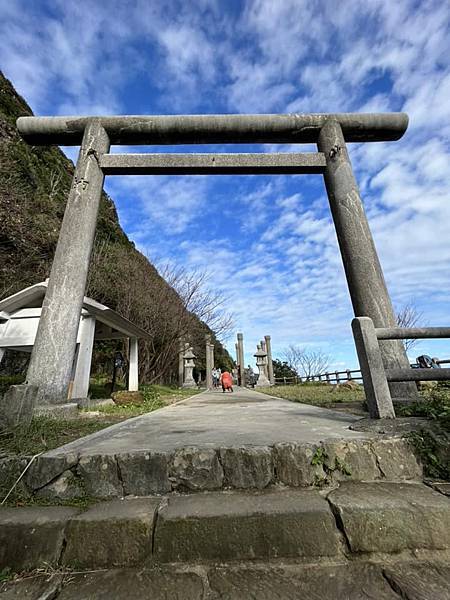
[220,370,233,393]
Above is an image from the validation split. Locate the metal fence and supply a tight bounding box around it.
[274,358,450,387]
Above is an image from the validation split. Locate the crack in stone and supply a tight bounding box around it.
[151,497,167,555]
[114,454,125,497]
[325,493,353,556]
[381,568,408,599]
[31,456,81,494]
[370,442,387,479]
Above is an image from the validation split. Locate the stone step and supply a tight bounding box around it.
[0,482,449,573]
[16,436,423,500]
[2,561,450,600]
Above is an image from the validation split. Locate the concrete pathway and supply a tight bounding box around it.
[48,386,370,456]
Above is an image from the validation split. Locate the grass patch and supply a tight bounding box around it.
[0,385,201,457]
[399,385,450,481]
[259,382,365,408]
[92,384,201,418]
[0,416,115,457]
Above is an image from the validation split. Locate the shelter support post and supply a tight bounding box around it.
[265,335,275,385]
[0,348,5,366]
[237,333,245,387]
[71,316,96,399]
[25,121,110,404]
[317,120,418,401]
[205,335,213,389]
[128,337,139,391]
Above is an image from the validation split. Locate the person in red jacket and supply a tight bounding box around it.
[219,370,233,393]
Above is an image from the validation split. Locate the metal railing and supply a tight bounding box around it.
[274,369,363,385]
[352,317,450,419]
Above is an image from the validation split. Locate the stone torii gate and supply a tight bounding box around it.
[13,112,417,413]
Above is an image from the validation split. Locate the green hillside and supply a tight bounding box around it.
[0,72,233,382]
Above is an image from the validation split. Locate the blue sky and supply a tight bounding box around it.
[1,0,449,370]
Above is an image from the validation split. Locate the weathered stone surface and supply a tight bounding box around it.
[328,482,450,554]
[0,385,37,428]
[35,469,85,500]
[154,489,341,562]
[322,440,379,482]
[77,454,123,497]
[219,446,273,489]
[0,506,78,571]
[63,498,159,568]
[117,452,171,495]
[57,569,204,600]
[427,481,450,497]
[111,390,144,405]
[33,402,79,420]
[383,562,450,600]
[273,443,326,486]
[371,438,422,480]
[208,563,400,600]
[0,575,63,599]
[169,447,223,491]
[25,453,79,491]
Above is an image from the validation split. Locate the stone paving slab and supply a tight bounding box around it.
[328,481,450,554]
[383,562,450,600]
[0,506,78,572]
[43,387,370,456]
[154,489,342,562]
[0,575,63,599]
[63,497,160,568]
[207,563,400,600]
[2,562,449,599]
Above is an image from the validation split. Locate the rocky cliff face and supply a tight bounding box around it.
[0,72,232,380]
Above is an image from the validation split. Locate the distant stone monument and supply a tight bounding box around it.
[265,335,275,385]
[254,344,270,387]
[205,334,214,389]
[182,345,197,389]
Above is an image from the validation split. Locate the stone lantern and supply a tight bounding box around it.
[183,346,197,388]
[254,344,270,387]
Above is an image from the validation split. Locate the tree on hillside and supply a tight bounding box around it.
[87,243,234,383]
[161,264,234,341]
[281,345,330,379]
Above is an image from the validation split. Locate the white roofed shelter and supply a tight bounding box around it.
[0,281,150,399]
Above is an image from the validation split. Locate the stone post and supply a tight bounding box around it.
[264,335,275,385]
[26,121,110,405]
[237,333,245,387]
[209,342,215,379]
[318,120,418,401]
[178,339,185,388]
[352,317,395,418]
[205,334,213,389]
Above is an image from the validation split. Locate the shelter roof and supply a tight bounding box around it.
[0,281,150,340]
